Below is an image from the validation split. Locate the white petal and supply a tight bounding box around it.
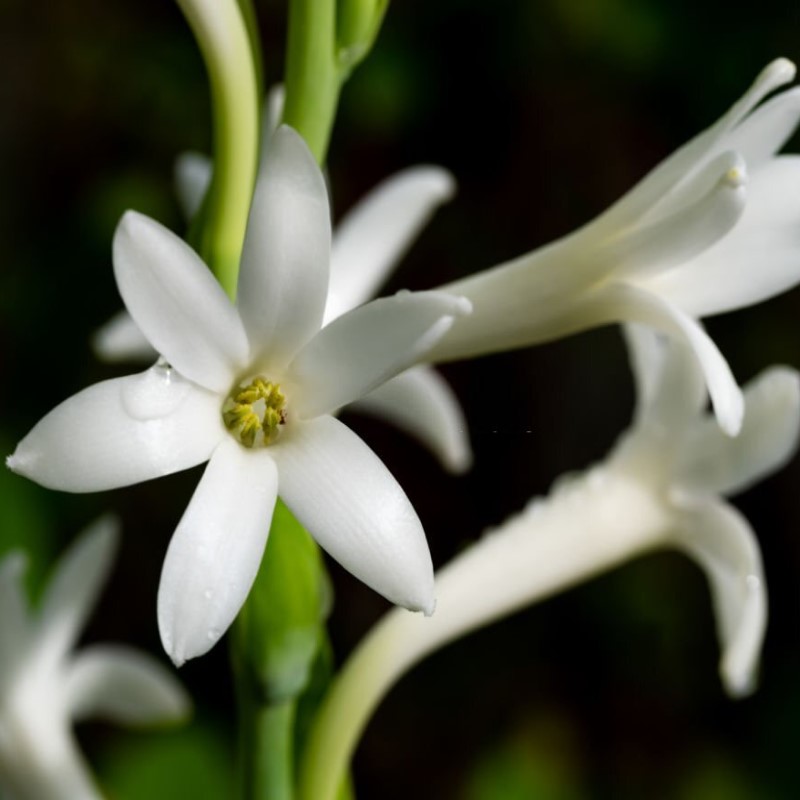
[66,644,191,724]
[725,86,800,170]
[174,151,213,220]
[0,552,30,675]
[324,166,456,322]
[262,84,286,142]
[272,415,434,613]
[579,284,743,435]
[37,517,118,662]
[92,310,155,363]
[593,59,795,233]
[648,156,800,316]
[7,366,223,492]
[288,291,471,419]
[611,151,746,280]
[349,366,472,473]
[113,211,248,392]
[676,367,800,497]
[157,439,277,666]
[237,126,331,367]
[670,498,766,698]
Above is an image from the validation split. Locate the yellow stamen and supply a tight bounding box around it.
[223,376,287,447]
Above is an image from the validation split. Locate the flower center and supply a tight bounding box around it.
[222,376,287,448]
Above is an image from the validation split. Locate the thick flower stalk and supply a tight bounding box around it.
[0,518,189,800]
[429,58,800,436]
[299,325,800,800]
[94,87,472,473]
[8,126,471,667]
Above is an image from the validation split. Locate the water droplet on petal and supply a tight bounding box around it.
[122,362,191,420]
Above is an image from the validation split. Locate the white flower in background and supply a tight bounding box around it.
[95,86,472,473]
[8,126,471,666]
[0,518,189,800]
[429,58,800,436]
[300,325,800,800]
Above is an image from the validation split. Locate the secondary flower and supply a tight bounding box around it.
[0,518,189,800]
[428,58,800,436]
[299,325,800,800]
[94,86,472,472]
[8,125,471,666]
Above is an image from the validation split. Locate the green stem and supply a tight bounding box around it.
[175,0,260,297]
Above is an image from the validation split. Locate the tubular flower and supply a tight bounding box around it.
[0,518,189,800]
[94,86,472,472]
[8,126,471,666]
[300,327,800,800]
[428,58,800,436]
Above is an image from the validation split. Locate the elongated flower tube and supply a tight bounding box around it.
[94,87,471,472]
[429,58,800,436]
[0,518,189,800]
[299,325,800,800]
[8,126,471,666]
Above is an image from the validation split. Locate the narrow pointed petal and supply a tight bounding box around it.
[288,291,471,419]
[7,367,223,492]
[623,324,665,419]
[158,440,278,666]
[174,151,213,220]
[113,211,248,392]
[648,156,800,316]
[593,59,795,233]
[38,517,118,662]
[0,553,30,675]
[92,310,155,363]
[349,366,473,473]
[670,498,766,698]
[325,167,456,322]
[238,126,331,366]
[580,284,743,435]
[725,86,800,169]
[676,367,800,497]
[66,645,191,724]
[273,416,434,613]
[611,152,746,280]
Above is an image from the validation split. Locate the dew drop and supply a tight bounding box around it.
[122,362,190,420]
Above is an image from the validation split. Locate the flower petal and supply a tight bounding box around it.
[66,644,191,724]
[237,126,331,367]
[578,284,743,435]
[676,367,800,497]
[288,290,471,419]
[611,151,746,280]
[324,166,456,323]
[7,366,223,492]
[348,366,473,473]
[272,415,434,614]
[113,211,248,392]
[174,151,212,221]
[647,156,800,316]
[670,498,766,698]
[92,310,155,363]
[262,84,286,142]
[157,439,278,666]
[37,517,118,662]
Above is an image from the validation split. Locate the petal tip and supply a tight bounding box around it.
[765,57,796,87]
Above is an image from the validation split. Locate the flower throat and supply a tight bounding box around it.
[223,377,286,448]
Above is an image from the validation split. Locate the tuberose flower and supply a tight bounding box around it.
[428,58,800,436]
[94,86,472,472]
[8,126,471,666]
[298,325,800,800]
[0,518,189,800]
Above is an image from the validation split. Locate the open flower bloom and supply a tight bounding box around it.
[428,58,800,436]
[299,326,800,800]
[0,518,189,800]
[94,86,472,473]
[8,126,471,666]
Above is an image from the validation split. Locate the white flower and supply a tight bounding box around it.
[298,327,800,800]
[429,58,800,436]
[8,126,471,666]
[0,518,189,800]
[94,85,472,473]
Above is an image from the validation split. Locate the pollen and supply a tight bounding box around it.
[222,377,287,448]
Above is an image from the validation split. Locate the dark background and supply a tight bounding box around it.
[2,1,800,797]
